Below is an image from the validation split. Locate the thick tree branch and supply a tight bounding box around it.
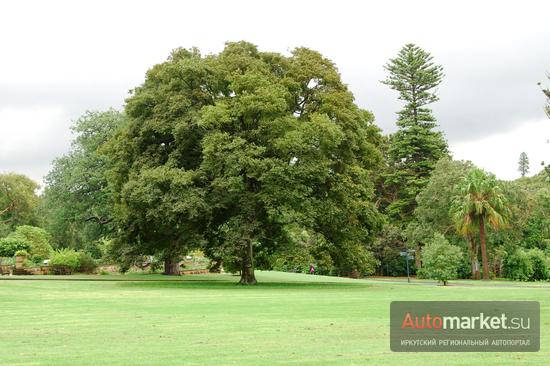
[85,216,113,225]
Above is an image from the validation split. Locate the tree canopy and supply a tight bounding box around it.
[106,42,384,283]
[0,173,40,236]
[42,110,125,255]
[451,168,510,280]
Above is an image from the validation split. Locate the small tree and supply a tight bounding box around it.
[420,233,463,286]
[451,168,509,280]
[527,248,549,281]
[518,152,529,177]
[541,78,550,179]
[8,225,53,261]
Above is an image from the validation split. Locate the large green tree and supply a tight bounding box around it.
[42,110,124,255]
[200,43,383,283]
[108,42,383,283]
[0,173,40,236]
[381,44,449,222]
[451,168,509,280]
[106,48,213,275]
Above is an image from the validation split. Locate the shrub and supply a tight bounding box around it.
[0,257,14,266]
[10,226,53,261]
[14,249,29,257]
[333,244,379,277]
[527,248,549,281]
[419,233,463,285]
[503,249,533,281]
[272,247,314,274]
[0,226,53,261]
[0,237,31,257]
[49,249,80,274]
[77,252,97,274]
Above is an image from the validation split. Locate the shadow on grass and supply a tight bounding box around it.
[115,280,369,291]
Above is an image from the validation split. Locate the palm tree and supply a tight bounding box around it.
[451,168,509,280]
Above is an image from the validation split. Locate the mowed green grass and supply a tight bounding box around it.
[0,272,548,366]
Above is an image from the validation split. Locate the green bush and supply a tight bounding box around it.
[503,249,533,281]
[272,248,314,274]
[14,249,29,257]
[0,226,53,261]
[527,248,549,281]
[418,233,463,285]
[0,237,31,257]
[77,252,97,273]
[0,257,14,266]
[10,226,53,261]
[49,249,81,274]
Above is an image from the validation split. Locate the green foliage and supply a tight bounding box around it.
[381,44,448,222]
[0,257,14,265]
[7,225,53,261]
[271,255,309,273]
[518,152,530,177]
[418,233,463,285]
[14,249,29,257]
[503,249,533,281]
[370,224,409,276]
[452,168,510,234]
[407,159,473,270]
[0,173,40,231]
[76,252,98,273]
[49,248,81,274]
[107,42,383,283]
[271,228,333,275]
[42,110,125,254]
[451,168,509,279]
[527,248,549,281]
[0,236,31,257]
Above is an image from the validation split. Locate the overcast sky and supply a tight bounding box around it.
[1,0,549,186]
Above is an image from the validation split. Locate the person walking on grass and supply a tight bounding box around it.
[309,264,315,275]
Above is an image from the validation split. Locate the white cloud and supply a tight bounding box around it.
[0,107,72,185]
[451,118,550,180]
[0,0,549,183]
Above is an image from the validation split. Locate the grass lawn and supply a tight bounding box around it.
[0,271,548,365]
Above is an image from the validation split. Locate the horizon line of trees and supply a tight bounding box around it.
[2,41,550,284]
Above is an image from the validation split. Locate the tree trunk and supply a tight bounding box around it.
[239,239,257,285]
[479,217,489,280]
[163,257,181,276]
[415,244,421,269]
[468,236,480,280]
[209,259,223,273]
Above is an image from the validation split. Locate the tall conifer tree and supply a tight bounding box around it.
[381,44,449,222]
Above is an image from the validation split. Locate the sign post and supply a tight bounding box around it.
[400,249,415,283]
